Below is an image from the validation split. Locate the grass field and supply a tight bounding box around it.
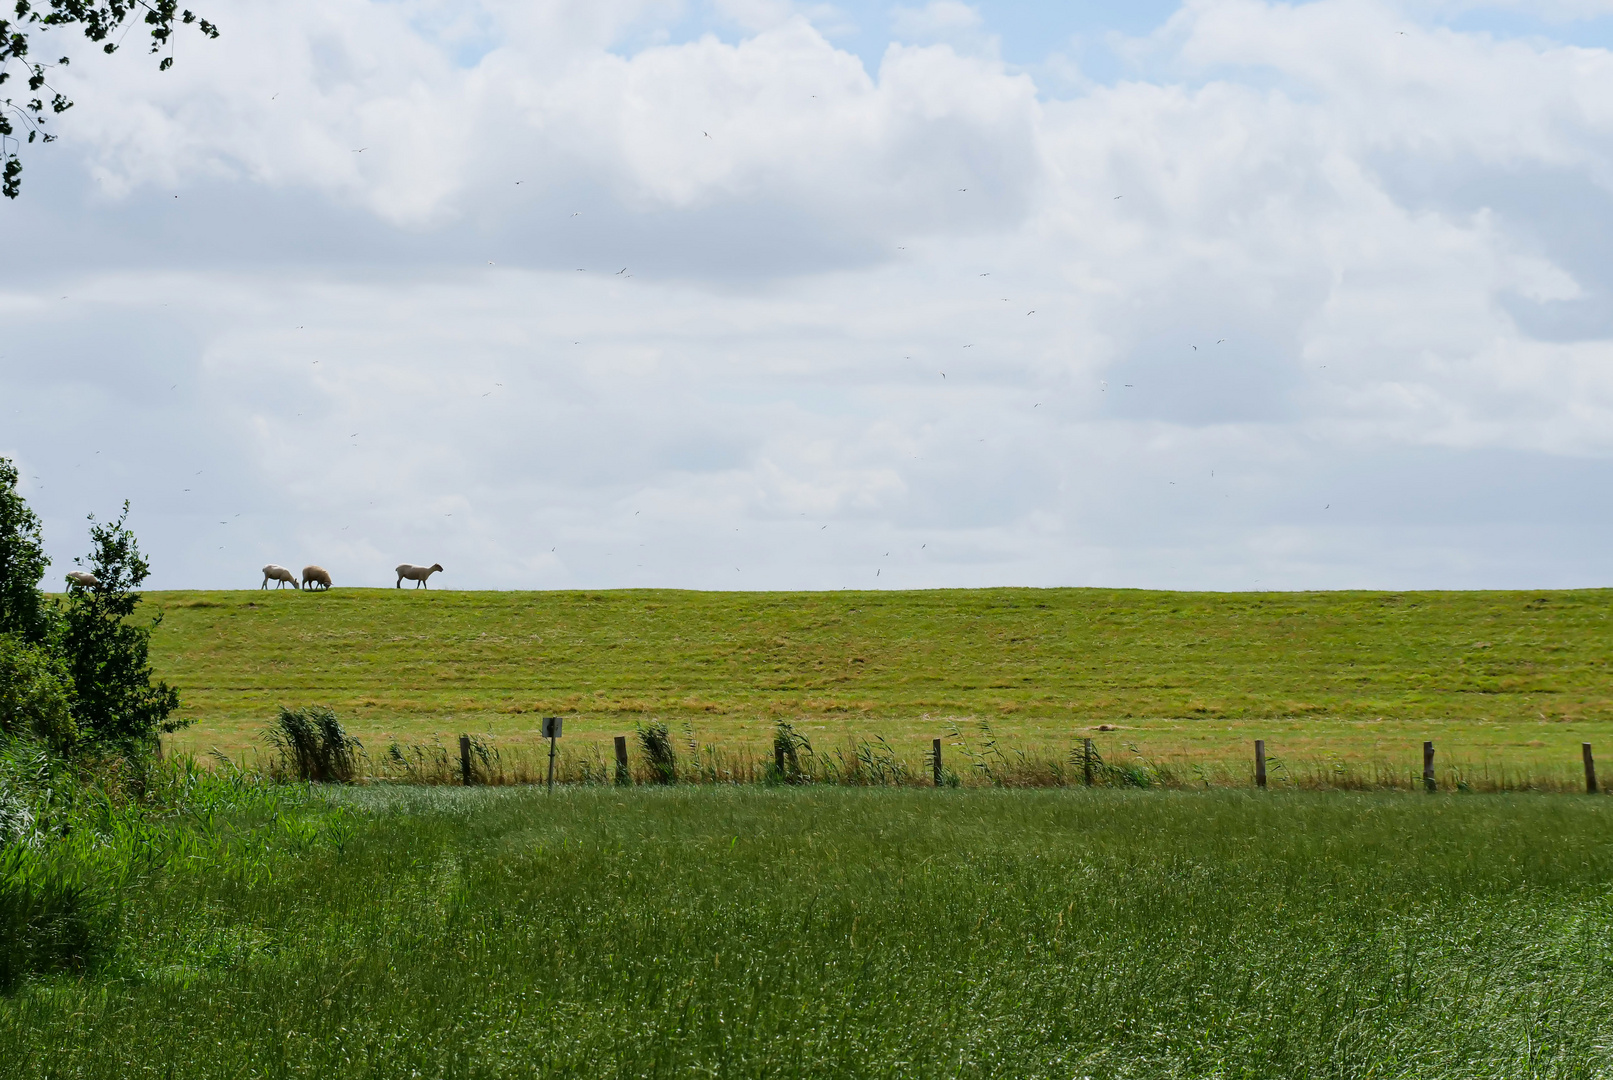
[7,783,1613,1077]
[143,587,1613,782]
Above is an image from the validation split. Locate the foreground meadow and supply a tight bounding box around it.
[144,587,1613,781]
[7,784,1612,1077]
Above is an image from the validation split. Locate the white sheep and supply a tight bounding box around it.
[395,563,444,589]
[65,570,100,590]
[262,564,301,590]
[301,566,332,591]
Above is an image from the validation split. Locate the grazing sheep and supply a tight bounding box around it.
[395,563,444,589]
[65,570,100,590]
[301,566,332,591]
[262,564,301,590]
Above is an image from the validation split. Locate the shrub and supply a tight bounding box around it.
[60,503,182,751]
[0,635,77,752]
[266,706,363,783]
[636,721,677,784]
[0,458,52,646]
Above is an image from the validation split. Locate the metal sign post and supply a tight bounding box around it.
[542,717,563,792]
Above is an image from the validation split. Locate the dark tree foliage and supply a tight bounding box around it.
[0,457,51,645]
[0,0,219,197]
[0,633,76,750]
[60,502,181,749]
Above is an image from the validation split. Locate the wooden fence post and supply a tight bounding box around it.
[933,738,943,787]
[1083,738,1094,787]
[459,734,472,786]
[1585,743,1598,795]
[1423,741,1436,793]
[1255,740,1266,789]
[614,735,630,786]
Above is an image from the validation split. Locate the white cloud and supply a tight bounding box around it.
[891,1,983,38]
[5,0,1613,590]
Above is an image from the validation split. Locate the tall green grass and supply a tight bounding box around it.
[349,718,1601,792]
[4,785,1612,1076]
[0,744,344,991]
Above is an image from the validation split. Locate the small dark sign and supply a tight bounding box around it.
[542,716,563,739]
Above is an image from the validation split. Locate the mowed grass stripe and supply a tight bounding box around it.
[143,587,1613,772]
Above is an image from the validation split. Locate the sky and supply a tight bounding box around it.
[5,0,1613,592]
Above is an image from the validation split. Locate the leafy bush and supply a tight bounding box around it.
[636,721,677,784]
[60,503,182,752]
[0,459,52,646]
[0,635,76,752]
[266,706,364,783]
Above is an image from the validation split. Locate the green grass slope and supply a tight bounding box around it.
[144,587,1613,776]
[8,787,1613,1076]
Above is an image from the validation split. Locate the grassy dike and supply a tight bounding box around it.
[6,785,1613,1077]
[143,587,1613,779]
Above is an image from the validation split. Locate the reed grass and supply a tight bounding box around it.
[5,783,1613,1077]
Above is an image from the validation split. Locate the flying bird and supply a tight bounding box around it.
[352,147,367,153]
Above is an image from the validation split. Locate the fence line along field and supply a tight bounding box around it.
[142,587,1613,780]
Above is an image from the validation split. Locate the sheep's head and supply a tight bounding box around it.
[430,563,444,573]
